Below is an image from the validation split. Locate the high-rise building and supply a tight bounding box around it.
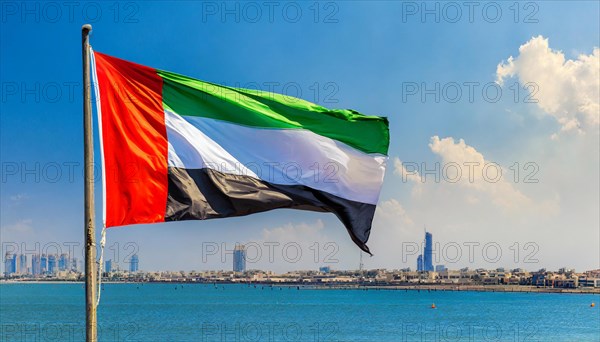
[58,253,69,271]
[19,254,28,275]
[31,254,42,276]
[319,266,331,274]
[47,255,57,274]
[424,232,434,272]
[417,255,423,272]
[11,254,17,274]
[4,252,16,276]
[105,260,112,273]
[40,254,48,274]
[71,258,79,272]
[129,254,139,273]
[233,244,246,273]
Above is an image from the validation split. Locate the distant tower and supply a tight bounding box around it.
[359,251,364,271]
[47,255,57,274]
[40,254,48,274]
[70,257,78,272]
[58,253,69,271]
[129,254,139,273]
[19,254,27,274]
[105,259,112,273]
[233,244,246,273]
[424,231,434,272]
[31,255,41,276]
[4,252,15,277]
[417,254,424,272]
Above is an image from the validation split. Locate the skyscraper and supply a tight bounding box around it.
[31,254,41,276]
[129,254,139,272]
[40,254,48,274]
[233,244,246,273]
[11,254,17,274]
[4,252,16,277]
[417,255,423,272]
[105,259,112,273]
[71,258,79,272]
[424,232,434,272]
[19,254,28,274]
[47,255,57,274]
[58,253,69,271]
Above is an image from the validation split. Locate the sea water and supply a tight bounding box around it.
[1,283,599,341]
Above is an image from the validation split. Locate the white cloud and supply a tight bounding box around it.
[2,219,33,234]
[497,35,599,135]
[259,219,327,243]
[375,199,413,226]
[428,136,533,210]
[9,193,29,205]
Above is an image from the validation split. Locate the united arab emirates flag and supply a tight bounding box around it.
[91,51,389,254]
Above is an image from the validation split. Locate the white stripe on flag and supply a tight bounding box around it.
[165,109,386,205]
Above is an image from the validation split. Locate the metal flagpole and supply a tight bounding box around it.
[82,23,97,342]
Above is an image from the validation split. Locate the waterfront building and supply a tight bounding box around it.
[435,265,447,272]
[47,255,57,274]
[417,255,423,272]
[319,266,331,274]
[4,252,16,276]
[71,258,78,272]
[58,253,69,271]
[19,254,28,274]
[31,254,41,276]
[129,254,139,272]
[40,254,48,274]
[424,232,434,271]
[233,244,246,273]
[105,259,112,273]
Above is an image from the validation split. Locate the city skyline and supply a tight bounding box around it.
[1,2,599,274]
[2,244,597,276]
[0,224,595,274]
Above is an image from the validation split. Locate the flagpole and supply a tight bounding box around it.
[82,23,97,342]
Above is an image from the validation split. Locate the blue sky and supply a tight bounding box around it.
[1,1,599,273]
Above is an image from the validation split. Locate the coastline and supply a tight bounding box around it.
[1,280,599,294]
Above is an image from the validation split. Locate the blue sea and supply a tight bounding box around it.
[0,283,599,341]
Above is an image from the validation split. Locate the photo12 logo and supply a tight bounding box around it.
[1,1,140,24]
[400,1,540,24]
[201,241,340,265]
[0,322,139,342]
[401,81,539,104]
[398,161,540,184]
[402,241,540,265]
[200,1,340,24]
[200,321,338,342]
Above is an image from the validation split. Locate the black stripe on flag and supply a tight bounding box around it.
[165,167,376,254]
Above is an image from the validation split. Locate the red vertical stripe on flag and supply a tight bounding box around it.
[94,52,168,227]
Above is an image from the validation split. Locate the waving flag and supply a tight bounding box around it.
[91,51,389,254]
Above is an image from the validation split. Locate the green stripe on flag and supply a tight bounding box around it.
[157,69,389,155]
